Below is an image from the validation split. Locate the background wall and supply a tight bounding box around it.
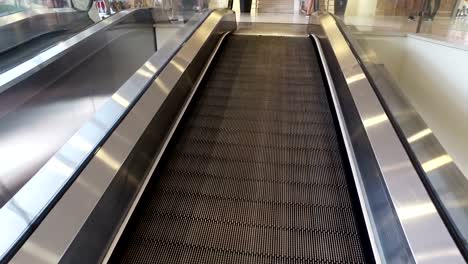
[345,0,377,16]
[344,0,457,17]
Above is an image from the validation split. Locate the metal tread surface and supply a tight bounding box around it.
[110,35,368,263]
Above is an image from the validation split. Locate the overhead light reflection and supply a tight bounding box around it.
[112,93,130,108]
[155,78,170,95]
[22,241,60,264]
[68,136,93,153]
[170,59,185,73]
[382,161,409,173]
[422,155,452,172]
[76,178,101,197]
[346,73,366,84]
[144,62,157,73]
[407,128,432,143]
[334,43,348,57]
[416,248,461,262]
[137,69,153,78]
[398,202,437,221]
[50,157,74,176]
[95,149,120,172]
[363,114,388,128]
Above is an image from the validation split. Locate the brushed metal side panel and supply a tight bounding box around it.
[8,9,236,264]
[320,14,464,264]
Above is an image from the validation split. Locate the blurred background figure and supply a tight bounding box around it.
[239,0,251,12]
[193,0,204,11]
[169,0,182,21]
[426,0,441,20]
[303,0,315,15]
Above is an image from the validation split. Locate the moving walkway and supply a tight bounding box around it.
[110,34,370,263]
[0,8,465,264]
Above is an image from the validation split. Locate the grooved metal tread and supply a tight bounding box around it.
[111,35,367,264]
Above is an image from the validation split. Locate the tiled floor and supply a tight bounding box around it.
[237,12,320,24]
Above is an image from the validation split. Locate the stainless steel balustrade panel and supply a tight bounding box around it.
[0,9,213,263]
[0,9,137,92]
[8,9,235,264]
[0,11,93,74]
[0,8,77,28]
[310,34,382,261]
[320,14,465,264]
[342,25,468,255]
[0,23,156,208]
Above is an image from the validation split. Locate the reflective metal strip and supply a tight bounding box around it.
[310,34,382,263]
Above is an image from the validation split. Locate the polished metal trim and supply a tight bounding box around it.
[310,34,382,262]
[344,27,468,255]
[0,10,212,263]
[8,9,235,264]
[0,9,137,92]
[102,31,232,264]
[320,14,465,264]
